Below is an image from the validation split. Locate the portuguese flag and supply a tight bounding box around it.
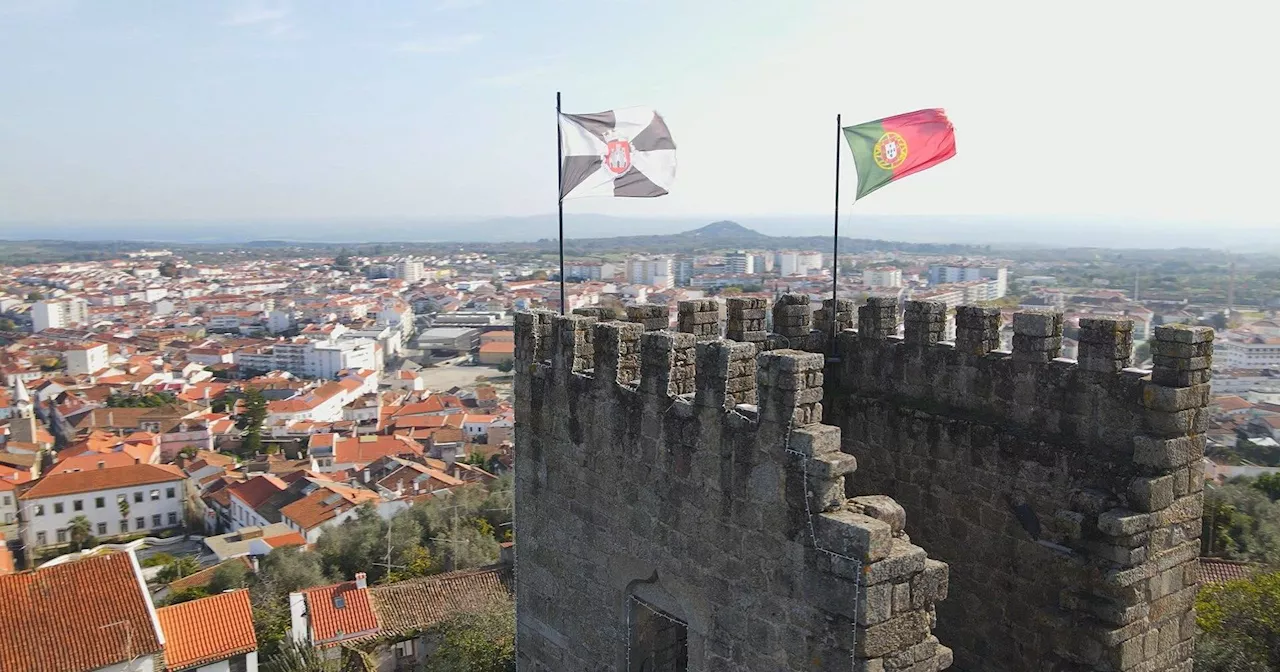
[843,108,956,200]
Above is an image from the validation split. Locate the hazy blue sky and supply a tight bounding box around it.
[0,0,1275,228]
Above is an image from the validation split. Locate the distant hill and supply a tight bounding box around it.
[529,220,984,256]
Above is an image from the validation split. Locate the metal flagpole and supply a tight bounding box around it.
[831,113,841,348]
[557,91,566,315]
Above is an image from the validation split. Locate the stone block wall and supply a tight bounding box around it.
[514,310,951,672]
[826,300,1209,672]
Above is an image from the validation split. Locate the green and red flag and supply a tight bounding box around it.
[843,108,956,200]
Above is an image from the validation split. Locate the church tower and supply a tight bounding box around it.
[8,379,38,445]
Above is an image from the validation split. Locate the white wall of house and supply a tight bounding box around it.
[66,344,109,375]
[22,479,185,551]
[185,652,258,672]
[229,492,273,531]
[98,655,161,672]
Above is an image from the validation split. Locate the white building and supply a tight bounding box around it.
[267,309,299,334]
[395,259,425,283]
[19,463,187,552]
[31,297,89,332]
[65,343,110,376]
[626,256,675,288]
[566,261,616,281]
[864,267,903,288]
[929,265,1009,298]
[776,251,823,277]
[725,251,755,275]
[1220,338,1280,369]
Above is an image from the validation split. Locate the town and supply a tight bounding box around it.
[0,222,1276,670]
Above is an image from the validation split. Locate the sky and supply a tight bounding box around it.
[0,0,1277,231]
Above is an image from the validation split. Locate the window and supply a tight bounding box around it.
[133,492,143,503]
[53,502,64,515]
[2,495,9,506]
[166,487,176,499]
[97,522,107,535]
[120,520,128,533]
[167,512,178,526]
[149,490,160,501]
[34,505,44,517]
[96,497,105,508]
[56,529,67,543]
[36,531,46,546]
[136,516,145,529]
[229,655,248,672]
[2,514,10,524]
[151,514,161,528]
[73,500,83,512]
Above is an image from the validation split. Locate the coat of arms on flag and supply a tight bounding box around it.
[558,107,676,200]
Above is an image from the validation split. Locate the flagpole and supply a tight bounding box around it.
[557,91,566,315]
[831,113,841,349]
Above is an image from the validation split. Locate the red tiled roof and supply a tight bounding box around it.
[1198,558,1256,585]
[0,552,163,672]
[478,341,515,354]
[157,589,257,670]
[21,463,184,500]
[332,434,422,465]
[302,580,379,643]
[369,564,512,635]
[227,474,287,509]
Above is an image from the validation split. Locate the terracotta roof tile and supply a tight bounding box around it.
[0,552,163,672]
[21,463,184,500]
[302,580,380,644]
[1198,558,1256,585]
[157,589,257,670]
[369,564,512,635]
[227,474,287,509]
[166,556,254,593]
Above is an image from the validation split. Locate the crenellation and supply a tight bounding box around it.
[1078,317,1134,373]
[514,294,1206,672]
[813,298,856,350]
[639,330,696,397]
[825,298,1207,672]
[1012,310,1064,363]
[694,339,757,410]
[772,293,813,349]
[514,304,952,671]
[553,314,595,373]
[592,320,643,386]
[903,301,946,347]
[858,296,899,340]
[625,303,670,331]
[725,297,768,345]
[953,305,1000,355]
[677,298,723,342]
[572,306,616,319]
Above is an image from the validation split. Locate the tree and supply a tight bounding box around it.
[1252,473,1280,502]
[158,261,179,278]
[157,555,202,583]
[26,291,42,301]
[334,250,352,269]
[118,497,130,521]
[67,515,93,550]
[161,586,211,606]
[495,359,514,373]
[380,545,440,584]
[1210,312,1229,330]
[261,637,341,672]
[1195,571,1280,671]
[208,561,250,593]
[313,505,423,584]
[427,596,516,672]
[178,445,199,460]
[0,318,16,331]
[239,387,268,455]
[1202,484,1280,564]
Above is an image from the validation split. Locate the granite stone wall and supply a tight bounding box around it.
[514,305,952,672]
[826,299,1209,672]
[514,295,1208,672]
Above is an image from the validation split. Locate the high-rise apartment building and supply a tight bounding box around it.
[864,267,903,288]
[31,298,89,333]
[725,251,755,275]
[394,259,425,284]
[674,257,695,287]
[928,265,1008,298]
[775,251,823,277]
[626,256,674,288]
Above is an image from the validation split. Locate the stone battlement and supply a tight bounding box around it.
[514,295,1209,672]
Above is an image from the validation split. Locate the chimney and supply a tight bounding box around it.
[97,461,105,470]
[354,572,367,590]
[252,556,260,573]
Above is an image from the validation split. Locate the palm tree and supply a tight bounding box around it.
[157,555,202,583]
[67,515,92,550]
